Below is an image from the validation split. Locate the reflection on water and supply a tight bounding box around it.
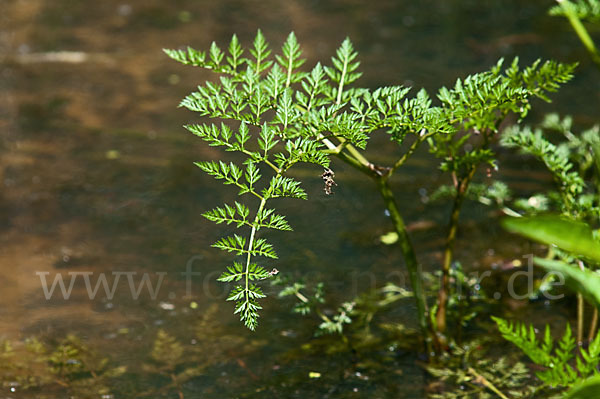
[1,0,598,397]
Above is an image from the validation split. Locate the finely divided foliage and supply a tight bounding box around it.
[165,31,575,330]
[494,317,600,387]
[550,0,600,22]
[502,114,600,219]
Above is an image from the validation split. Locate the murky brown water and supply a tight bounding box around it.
[1,0,599,397]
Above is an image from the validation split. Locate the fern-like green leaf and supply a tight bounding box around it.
[276,32,307,86]
[212,234,247,255]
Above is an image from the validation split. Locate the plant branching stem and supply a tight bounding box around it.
[434,120,502,338]
[345,142,371,167]
[589,308,598,342]
[387,132,436,179]
[436,165,477,335]
[577,294,585,345]
[321,138,431,350]
[376,177,430,346]
[577,260,586,345]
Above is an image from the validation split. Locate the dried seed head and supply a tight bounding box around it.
[321,168,337,195]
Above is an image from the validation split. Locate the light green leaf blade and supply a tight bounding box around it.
[534,257,600,308]
[563,375,600,399]
[502,215,600,262]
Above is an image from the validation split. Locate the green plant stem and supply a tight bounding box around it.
[435,121,501,337]
[577,260,586,345]
[387,132,436,179]
[436,166,477,335]
[376,176,430,346]
[558,0,600,69]
[388,136,426,177]
[325,141,431,349]
[577,293,585,345]
[591,140,600,206]
[589,308,598,342]
[589,308,599,341]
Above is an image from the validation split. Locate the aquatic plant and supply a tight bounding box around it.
[0,335,125,398]
[141,329,203,399]
[501,114,600,220]
[501,115,600,345]
[0,304,267,399]
[164,31,575,348]
[497,215,600,385]
[496,119,600,392]
[426,340,539,398]
[494,318,600,389]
